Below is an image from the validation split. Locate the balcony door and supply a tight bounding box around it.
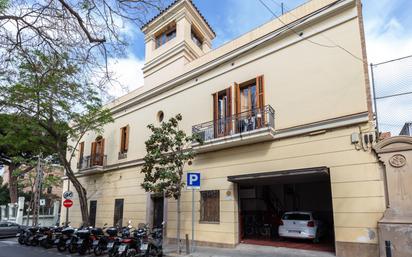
[235,76,265,132]
[91,136,105,166]
[213,87,232,138]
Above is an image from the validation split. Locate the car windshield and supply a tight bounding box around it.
[282,213,311,221]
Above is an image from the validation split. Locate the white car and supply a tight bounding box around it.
[278,211,323,242]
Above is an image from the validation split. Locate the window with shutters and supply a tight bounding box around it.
[200,190,220,223]
[213,87,232,138]
[91,136,105,166]
[119,126,129,159]
[234,75,265,132]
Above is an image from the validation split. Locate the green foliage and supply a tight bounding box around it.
[0,0,8,12]
[0,114,52,166]
[0,50,113,223]
[141,114,202,199]
[0,177,10,205]
[0,50,113,155]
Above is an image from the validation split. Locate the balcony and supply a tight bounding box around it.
[77,154,107,173]
[192,105,275,152]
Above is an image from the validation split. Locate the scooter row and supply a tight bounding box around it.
[16,221,164,257]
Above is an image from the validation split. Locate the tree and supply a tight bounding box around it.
[0,176,10,206]
[141,114,202,253]
[0,50,113,225]
[16,163,62,220]
[0,0,163,94]
[0,113,52,203]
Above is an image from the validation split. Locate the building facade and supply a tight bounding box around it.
[61,0,385,256]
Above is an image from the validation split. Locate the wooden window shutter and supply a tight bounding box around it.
[234,83,240,114]
[200,190,220,222]
[213,93,218,137]
[100,139,105,165]
[79,142,84,160]
[91,142,96,158]
[91,142,97,165]
[226,87,232,133]
[256,75,265,128]
[124,126,129,152]
[256,75,265,109]
[120,128,125,153]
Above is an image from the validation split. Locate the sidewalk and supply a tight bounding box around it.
[165,243,335,257]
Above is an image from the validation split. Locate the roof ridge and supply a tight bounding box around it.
[141,0,215,36]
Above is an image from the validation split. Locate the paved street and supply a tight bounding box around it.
[0,238,90,257]
[0,237,334,257]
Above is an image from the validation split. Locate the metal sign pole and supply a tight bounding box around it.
[65,180,70,226]
[191,188,195,253]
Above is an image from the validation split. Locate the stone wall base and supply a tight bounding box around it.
[335,241,378,257]
[379,222,412,257]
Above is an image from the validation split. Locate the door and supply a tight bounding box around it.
[113,199,124,227]
[89,200,97,227]
[213,87,232,138]
[235,76,265,132]
[152,196,164,228]
[91,137,105,166]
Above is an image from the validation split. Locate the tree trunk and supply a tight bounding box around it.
[8,164,18,204]
[59,151,89,226]
[177,196,181,254]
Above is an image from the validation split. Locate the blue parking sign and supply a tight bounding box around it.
[187,172,200,189]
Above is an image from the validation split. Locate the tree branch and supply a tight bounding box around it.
[57,0,106,44]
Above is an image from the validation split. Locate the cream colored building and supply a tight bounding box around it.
[61,0,385,256]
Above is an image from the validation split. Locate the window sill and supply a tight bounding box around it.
[199,221,220,225]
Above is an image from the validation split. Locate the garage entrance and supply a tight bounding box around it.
[228,167,335,253]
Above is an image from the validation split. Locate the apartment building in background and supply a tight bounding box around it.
[61,1,384,256]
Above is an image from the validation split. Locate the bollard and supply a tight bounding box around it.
[385,240,392,257]
[186,234,190,254]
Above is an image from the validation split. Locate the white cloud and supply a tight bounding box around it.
[363,0,412,135]
[106,53,145,99]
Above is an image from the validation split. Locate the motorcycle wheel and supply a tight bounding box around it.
[78,245,87,255]
[24,238,31,246]
[40,239,52,249]
[30,239,39,246]
[18,237,25,245]
[94,246,103,256]
[68,243,78,254]
[57,242,67,252]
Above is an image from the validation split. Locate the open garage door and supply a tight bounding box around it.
[228,167,335,253]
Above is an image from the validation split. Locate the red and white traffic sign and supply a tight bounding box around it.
[63,199,73,208]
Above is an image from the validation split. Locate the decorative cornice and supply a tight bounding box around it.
[374,136,412,154]
[141,0,215,37]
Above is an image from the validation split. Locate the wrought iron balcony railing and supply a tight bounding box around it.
[77,154,107,171]
[192,105,275,143]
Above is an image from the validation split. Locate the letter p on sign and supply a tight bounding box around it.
[187,172,200,190]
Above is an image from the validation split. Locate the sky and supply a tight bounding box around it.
[106,0,412,134]
[108,0,412,94]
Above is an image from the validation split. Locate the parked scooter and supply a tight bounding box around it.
[146,223,164,257]
[117,221,141,257]
[55,225,76,252]
[77,226,104,255]
[66,227,82,253]
[17,227,30,245]
[26,227,49,246]
[39,226,62,249]
[93,226,118,256]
